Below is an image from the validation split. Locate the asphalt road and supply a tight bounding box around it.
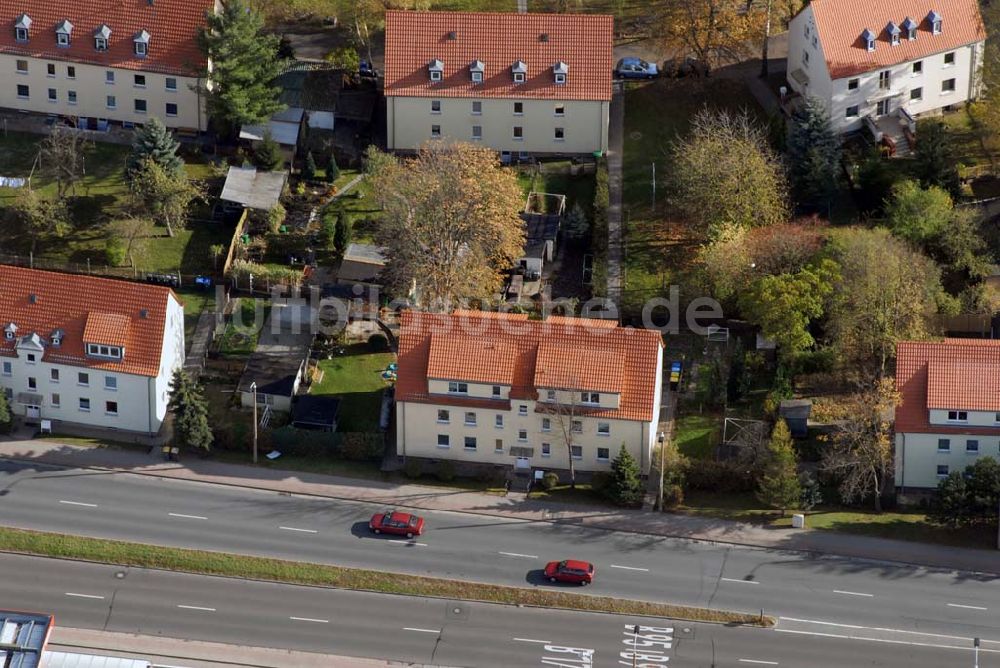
[3,552,995,668]
[1,460,999,657]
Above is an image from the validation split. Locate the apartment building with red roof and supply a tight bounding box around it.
[384,10,613,157]
[395,310,663,477]
[894,339,1000,491]
[787,0,985,141]
[0,266,185,436]
[0,0,217,131]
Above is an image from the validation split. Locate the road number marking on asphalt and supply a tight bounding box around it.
[65,592,105,600]
[833,590,874,597]
[610,564,650,572]
[280,526,318,534]
[290,616,329,623]
[541,643,594,668]
[177,605,216,612]
[500,551,539,559]
[947,603,988,611]
[59,500,97,508]
[721,577,759,585]
[168,513,208,520]
[619,625,673,667]
[403,627,440,634]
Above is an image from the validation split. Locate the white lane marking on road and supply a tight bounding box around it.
[947,603,988,611]
[59,500,98,507]
[779,617,1000,642]
[65,592,105,600]
[514,638,552,644]
[168,513,208,520]
[177,605,216,612]
[290,616,329,623]
[610,564,650,572]
[739,660,779,666]
[403,627,440,634]
[280,526,318,534]
[774,628,1000,653]
[721,577,759,584]
[833,590,874,597]
[388,540,428,546]
[499,551,538,559]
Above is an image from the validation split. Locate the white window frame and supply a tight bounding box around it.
[554,73,565,84]
[78,397,91,412]
[518,429,527,442]
[104,376,117,391]
[464,411,477,426]
[518,404,528,416]
[597,422,610,437]
[2,362,11,376]
[78,372,89,387]
[471,71,483,83]
[50,369,59,382]
[46,63,55,78]
[513,72,525,84]
[947,410,967,422]
[472,100,482,115]
[554,127,565,142]
[105,70,115,84]
[437,409,450,424]
[95,37,107,51]
[911,87,923,101]
[937,438,951,453]
[541,417,551,432]
[15,27,28,42]
[597,447,610,462]
[50,393,60,407]
[936,464,949,479]
[437,434,450,449]
[471,125,482,140]
[495,414,504,429]
[134,41,147,57]
[16,60,28,74]
[966,439,979,454]
[16,84,29,99]
[494,439,504,453]
[165,77,177,91]
[541,442,551,457]
[166,103,178,117]
[67,90,77,105]
[464,436,477,451]
[912,61,923,75]
[105,400,119,416]
[134,99,148,114]
[571,420,583,433]
[570,445,583,460]
[106,95,116,109]
[448,381,468,394]
[57,33,69,47]
[431,100,441,114]
[430,70,442,82]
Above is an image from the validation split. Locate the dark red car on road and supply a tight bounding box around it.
[369,509,425,538]
[544,559,595,585]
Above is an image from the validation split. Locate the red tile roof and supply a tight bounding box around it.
[895,339,1000,434]
[0,0,214,76]
[807,0,986,80]
[0,266,177,377]
[397,310,662,422]
[384,10,613,101]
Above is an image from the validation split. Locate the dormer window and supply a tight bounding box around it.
[928,10,942,34]
[3,323,16,340]
[14,13,30,42]
[428,59,444,82]
[133,29,150,57]
[470,59,484,83]
[55,19,73,47]
[94,24,111,51]
[902,16,917,40]
[553,61,568,85]
[886,22,900,45]
[50,329,63,347]
[86,343,122,359]
[512,60,527,84]
[861,28,876,52]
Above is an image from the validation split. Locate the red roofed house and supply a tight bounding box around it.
[384,10,613,157]
[0,266,185,436]
[0,0,216,131]
[787,0,985,144]
[395,310,663,477]
[894,339,1000,492]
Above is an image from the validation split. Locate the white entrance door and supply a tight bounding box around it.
[515,456,530,470]
[877,99,891,116]
[25,405,40,419]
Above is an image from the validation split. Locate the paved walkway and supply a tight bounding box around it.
[1,436,998,574]
[605,82,624,306]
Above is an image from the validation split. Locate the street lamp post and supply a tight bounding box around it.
[656,431,666,510]
[249,380,258,464]
[631,624,640,668]
[974,637,980,668]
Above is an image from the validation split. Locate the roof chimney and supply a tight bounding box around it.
[540,33,549,42]
[447,31,457,40]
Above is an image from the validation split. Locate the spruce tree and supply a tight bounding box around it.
[334,214,352,255]
[756,420,801,516]
[0,389,12,434]
[253,132,283,171]
[609,445,644,507]
[325,154,340,183]
[787,96,840,211]
[127,118,184,177]
[914,121,962,199]
[168,369,213,452]
[302,151,317,181]
[199,0,284,135]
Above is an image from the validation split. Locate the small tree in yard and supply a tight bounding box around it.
[608,445,644,507]
[787,96,841,211]
[129,158,200,238]
[756,420,801,516]
[930,472,970,528]
[325,154,340,183]
[127,117,184,177]
[167,369,213,452]
[302,151,317,181]
[8,189,70,256]
[334,215,352,255]
[254,133,284,171]
[210,243,226,271]
[0,389,12,434]
[539,388,587,489]
[913,121,962,199]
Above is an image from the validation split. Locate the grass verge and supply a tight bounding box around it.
[0,526,773,627]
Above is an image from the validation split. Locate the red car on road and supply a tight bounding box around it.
[369,509,425,538]
[544,559,595,585]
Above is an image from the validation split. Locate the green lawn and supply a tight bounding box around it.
[217,299,269,356]
[673,414,721,459]
[313,344,396,432]
[621,77,765,316]
[677,491,995,549]
[175,286,217,343]
[321,176,383,245]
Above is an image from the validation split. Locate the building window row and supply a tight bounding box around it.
[937,438,995,454]
[12,85,177,116]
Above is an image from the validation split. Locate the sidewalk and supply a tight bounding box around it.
[2,436,999,575]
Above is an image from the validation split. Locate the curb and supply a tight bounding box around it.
[3,453,999,577]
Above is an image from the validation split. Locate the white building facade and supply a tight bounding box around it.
[787,0,985,135]
[894,339,1000,492]
[0,267,185,437]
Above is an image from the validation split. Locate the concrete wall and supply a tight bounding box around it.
[387,95,608,155]
[0,54,206,130]
[788,7,983,134]
[397,398,652,474]
[895,431,1000,489]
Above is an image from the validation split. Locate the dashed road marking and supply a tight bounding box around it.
[739,660,779,665]
[280,526,318,534]
[833,590,874,597]
[168,513,208,520]
[514,637,552,644]
[177,605,216,612]
[403,627,440,634]
[610,564,650,572]
[721,577,759,585]
[947,603,988,611]
[499,551,538,559]
[59,500,97,508]
[290,616,329,623]
[65,592,105,600]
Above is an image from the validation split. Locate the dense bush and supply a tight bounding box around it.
[682,459,756,493]
[341,432,383,461]
[269,426,338,457]
[590,472,611,492]
[436,460,456,482]
[663,484,685,508]
[541,472,560,490]
[403,459,423,479]
[368,333,389,352]
[105,238,127,267]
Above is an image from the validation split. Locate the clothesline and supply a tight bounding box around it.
[0,176,27,188]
